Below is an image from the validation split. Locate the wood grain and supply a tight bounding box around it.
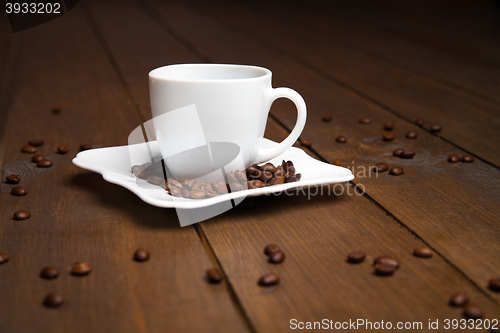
[146,0,500,302]
[0,6,248,333]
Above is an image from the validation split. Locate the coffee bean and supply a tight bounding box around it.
[228,182,244,192]
[300,139,312,147]
[134,248,150,262]
[284,166,296,178]
[449,292,469,306]
[322,115,332,122]
[335,136,347,143]
[332,159,341,166]
[71,261,92,276]
[57,146,69,154]
[235,170,247,182]
[181,188,191,198]
[461,155,475,163]
[406,131,418,139]
[79,143,92,151]
[40,267,59,279]
[226,171,238,183]
[347,251,366,263]
[413,246,433,258]
[0,253,10,264]
[11,186,27,196]
[374,263,396,276]
[389,166,404,175]
[247,180,265,189]
[21,145,37,154]
[28,139,44,147]
[383,133,396,141]
[463,304,483,319]
[206,188,217,198]
[245,166,259,177]
[264,244,280,255]
[44,292,64,307]
[190,190,207,199]
[37,159,53,168]
[448,154,460,163]
[275,166,284,177]
[268,250,285,264]
[415,118,424,127]
[147,175,164,186]
[373,256,399,269]
[206,268,224,283]
[258,273,280,286]
[258,170,273,182]
[359,117,371,124]
[383,122,394,131]
[168,179,183,189]
[212,179,228,194]
[13,210,30,220]
[285,173,302,183]
[31,154,45,162]
[372,163,389,173]
[6,174,21,184]
[261,163,277,174]
[393,149,403,157]
[400,151,415,159]
[52,106,62,114]
[489,278,500,292]
[170,186,181,197]
[267,176,285,186]
[430,125,442,133]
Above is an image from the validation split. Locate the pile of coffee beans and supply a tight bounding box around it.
[131,160,302,199]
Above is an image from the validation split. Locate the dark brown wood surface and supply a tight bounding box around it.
[1,0,499,332]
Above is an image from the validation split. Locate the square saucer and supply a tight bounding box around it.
[72,139,354,209]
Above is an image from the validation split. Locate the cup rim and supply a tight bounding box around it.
[149,63,272,83]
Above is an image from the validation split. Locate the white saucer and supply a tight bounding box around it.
[72,139,354,209]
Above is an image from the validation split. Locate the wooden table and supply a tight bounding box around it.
[1,0,499,332]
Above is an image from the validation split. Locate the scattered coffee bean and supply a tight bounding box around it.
[11,186,27,196]
[415,118,424,127]
[134,248,150,262]
[40,267,59,279]
[52,106,62,114]
[44,292,64,307]
[13,210,30,220]
[206,268,224,284]
[268,250,285,264]
[347,251,366,263]
[335,136,347,143]
[413,246,433,258]
[359,117,371,124]
[400,151,415,159]
[430,125,442,133]
[374,263,396,276]
[393,149,404,157]
[6,174,21,184]
[449,292,469,307]
[28,139,44,147]
[37,159,53,168]
[373,256,399,269]
[21,145,37,154]
[79,143,92,151]
[258,273,280,286]
[264,244,280,255]
[489,278,500,292]
[463,304,483,319]
[373,163,389,173]
[448,154,460,163]
[322,115,332,122]
[332,159,341,166]
[71,261,92,276]
[383,133,396,141]
[406,131,418,139]
[461,155,475,163]
[31,154,45,163]
[0,253,10,264]
[383,122,394,131]
[300,139,312,147]
[57,146,69,154]
[389,166,404,176]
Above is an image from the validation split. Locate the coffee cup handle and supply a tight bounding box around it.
[253,87,307,164]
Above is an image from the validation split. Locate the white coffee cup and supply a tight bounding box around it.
[149,64,307,177]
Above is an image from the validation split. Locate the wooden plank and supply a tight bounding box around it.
[146,0,500,305]
[96,0,500,330]
[0,6,249,333]
[189,0,500,167]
